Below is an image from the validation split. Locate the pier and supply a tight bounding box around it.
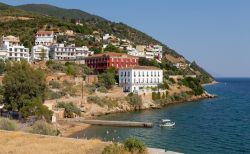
[62,119,153,128]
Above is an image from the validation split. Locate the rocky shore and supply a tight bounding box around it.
[59,91,216,137]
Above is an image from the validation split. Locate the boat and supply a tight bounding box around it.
[160,119,175,127]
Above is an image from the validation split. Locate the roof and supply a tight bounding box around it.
[86,52,138,59]
[36,30,54,35]
[2,35,20,42]
[121,66,161,70]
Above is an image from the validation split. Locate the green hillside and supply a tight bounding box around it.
[0,2,214,83]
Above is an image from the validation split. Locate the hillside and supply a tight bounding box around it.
[0,2,214,83]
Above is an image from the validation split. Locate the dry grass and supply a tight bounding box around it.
[0,131,109,154]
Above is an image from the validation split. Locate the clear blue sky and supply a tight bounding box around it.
[2,0,250,77]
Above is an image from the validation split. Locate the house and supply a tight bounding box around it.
[35,30,55,46]
[0,35,29,61]
[145,45,163,60]
[127,48,145,57]
[118,66,163,92]
[49,44,76,61]
[84,52,139,73]
[50,44,93,61]
[75,46,93,60]
[31,45,49,61]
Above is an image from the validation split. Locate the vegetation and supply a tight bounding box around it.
[124,137,147,153]
[2,61,52,121]
[30,120,59,136]
[126,93,142,107]
[182,77,204,95]
[87,96,119,108]
[97,86,108,93]
[102,137,147,154]
[56,102,81,118]
[0,118,17,131]
[102,143,127,154]
[98,68,116,89]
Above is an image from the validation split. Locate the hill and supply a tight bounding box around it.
[0,2,214,83]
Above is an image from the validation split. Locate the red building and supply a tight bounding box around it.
[85,52,139,73]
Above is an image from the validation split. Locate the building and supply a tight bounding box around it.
[50,44,76,60]
[50,44,92,61]
[0,35,29,61]
[35,30,55,46]
[119,66,163,92]
[31,45,49,61]
[85,52,139,73]
[75,46,93,60]
[127,48,145,57]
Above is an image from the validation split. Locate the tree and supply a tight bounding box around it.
[104,44,118,52]
[3,61,47,112]
[98,71,116,89]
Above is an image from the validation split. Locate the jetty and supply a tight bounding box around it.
[62,118,153,128]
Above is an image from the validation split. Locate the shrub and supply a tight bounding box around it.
[102,143,127,154]
[49,80,61,89]
[0,118,17,131]
[56,102,81,118]
[87,96,103,107]
[20,98,53,122]
[47,90,64,100]
[30,120,59,136]
[127,93,142,107]
[124,137,146,153]
[182,77,204,95]
[85,85,96,94]
[98,86,108,93]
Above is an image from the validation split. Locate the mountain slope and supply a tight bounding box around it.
[0,2,214,83]
[16,4,106,22]
[16,4,181,57]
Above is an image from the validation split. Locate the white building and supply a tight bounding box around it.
[119,66,163,92]
[35,30,55,46]
[75,46,93,60]
[0,35,29,61]
[50,44,92,61]
[145,45,163,60]
[127,48,145,57]
[31,45,49,61]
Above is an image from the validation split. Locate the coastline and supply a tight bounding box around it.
[60,90,216,137]
[202,80,219,86]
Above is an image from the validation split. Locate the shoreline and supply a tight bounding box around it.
[202,81,219,86]
[60,91,217,137]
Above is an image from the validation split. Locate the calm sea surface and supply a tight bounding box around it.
[71,78,250,153]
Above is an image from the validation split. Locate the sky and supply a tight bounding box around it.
[1,0,250,77]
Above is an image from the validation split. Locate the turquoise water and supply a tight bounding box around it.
[72,78,250,153]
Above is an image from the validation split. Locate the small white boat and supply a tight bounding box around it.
[160,119,175,127]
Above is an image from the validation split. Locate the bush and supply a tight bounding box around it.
[20,98,53,122]
[49,80,61,89]
[30,120,59,136]
[102,143,127,154]
[127,93,142,107]
[87,96,103,107]
[85,85,96,94]
[98,86,108,93]
[56,102,81,118]
[0,118,17,131]
[47,90,64,100]
[124,137,146,153]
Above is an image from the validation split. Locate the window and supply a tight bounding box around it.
[134,72,136,77]
[158,71,160,76]
[124,72,126,76]
[121,72,123,77]
[128,72,130,77]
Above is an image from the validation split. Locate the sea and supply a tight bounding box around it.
[71,78,250,154]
